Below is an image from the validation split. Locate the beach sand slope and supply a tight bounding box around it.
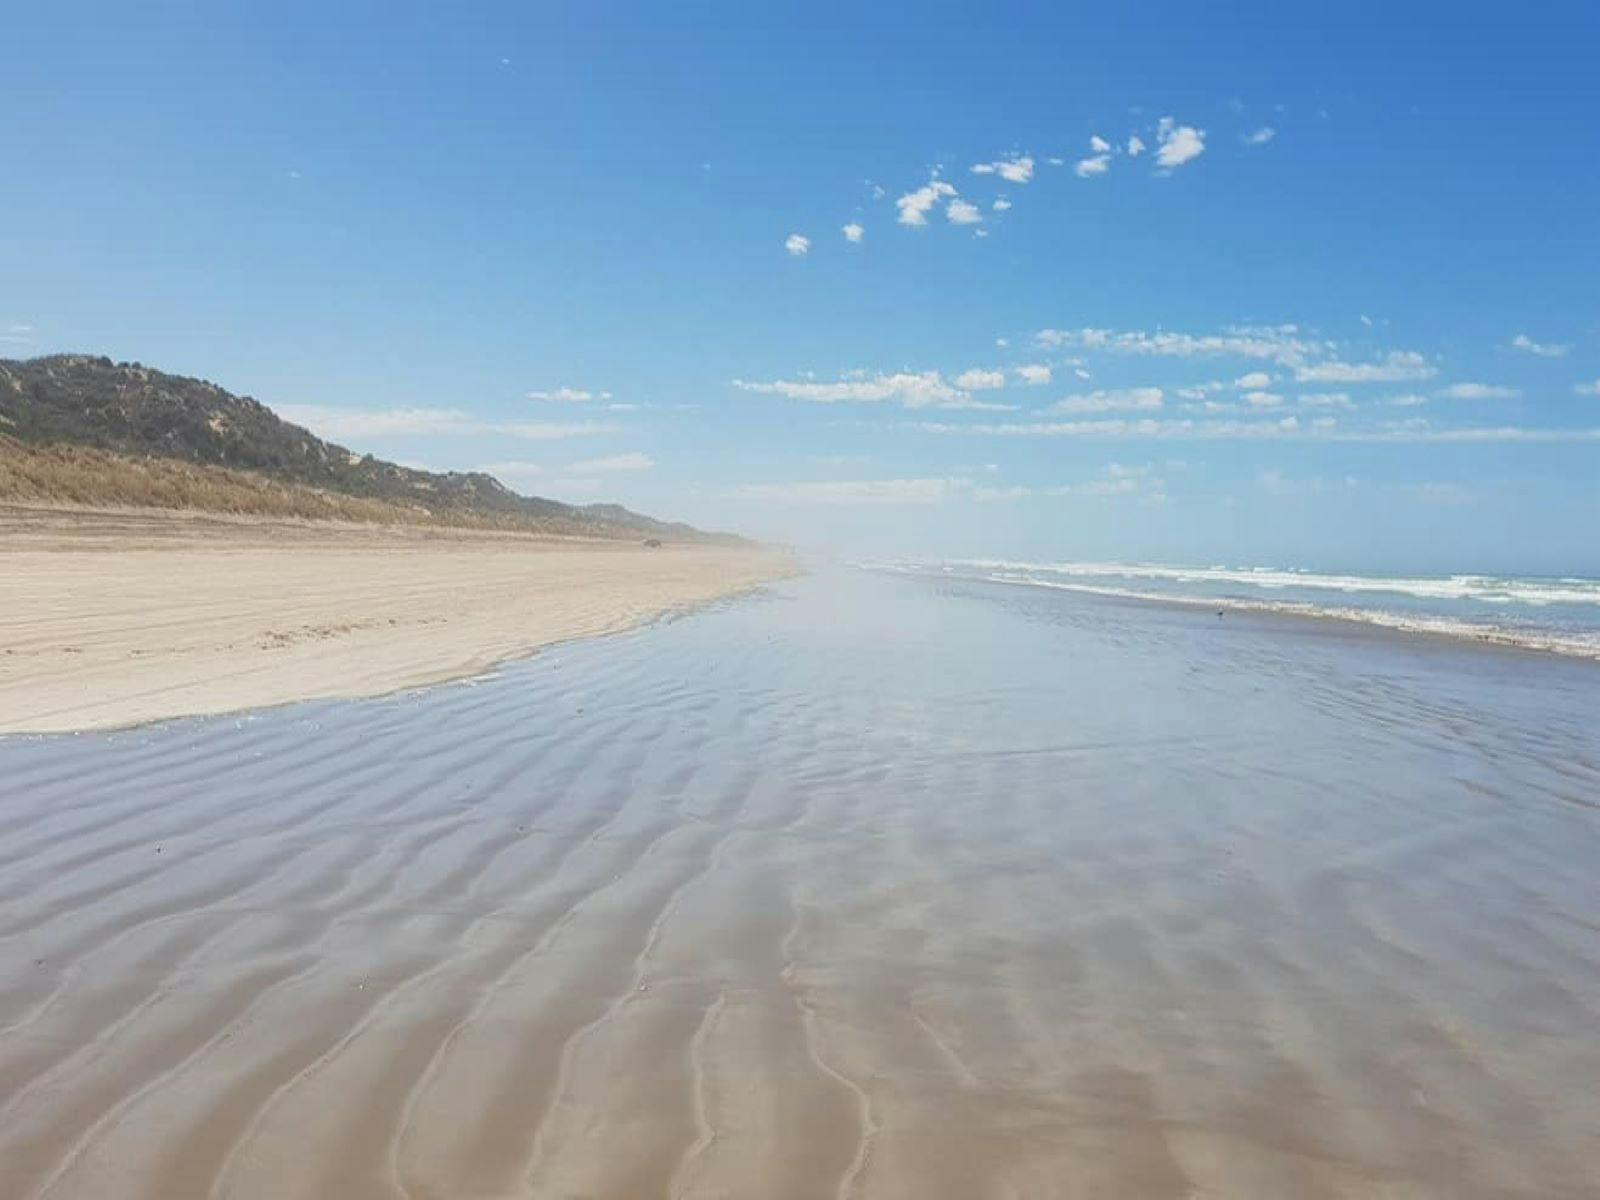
[0,506,796,733]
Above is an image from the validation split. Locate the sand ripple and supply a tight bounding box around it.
[2,571,1598,1197]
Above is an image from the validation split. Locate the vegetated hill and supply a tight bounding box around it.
[0,354,740,543]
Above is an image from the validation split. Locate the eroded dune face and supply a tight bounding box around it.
[1,569,1597,1199]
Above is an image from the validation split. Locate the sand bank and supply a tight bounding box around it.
[0,505,796,734]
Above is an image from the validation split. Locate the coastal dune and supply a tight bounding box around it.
[0,506,795,734]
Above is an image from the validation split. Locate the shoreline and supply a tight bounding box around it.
[0,507,799,735]
[869,564,1600,664]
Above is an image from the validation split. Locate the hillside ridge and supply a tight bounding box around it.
[0,354,739,542]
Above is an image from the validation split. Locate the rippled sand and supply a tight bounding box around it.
[1,570,1597,1198]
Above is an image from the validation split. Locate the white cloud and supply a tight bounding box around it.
[784,233,811,256]
[1509,333,1568,358]
[1295,351,1437,383]
[1075,154,1111,178]
[1175,381,1226,400]
[527,386,608,403]
[566,452,654,474]
[1436,382,1521,400]
[992,198,1012,211]
[1089,135,1111,153]
[1015,363,1052,385]
[737,464,1163,507]
[732,371,1011,410]
[897,179,958,226]
[946,198,983,225]
[1039,324,1314,366]
[1052,387,1163,413]
[1574,379,1600,396]
[1126,135,1146,157]
[1243,390,1285,408]
[842,222,864,243]
[1244,126,1276,145]
[1389,394,1429,407]
[917,418,1600,443]
[278,405,620,442]
[2,322,35,343]
[970,155,1034,183]
[1299,392,1354,408]
[955,368,1005,390]
[1155,118,1206,168]
[1235,371,1272,389]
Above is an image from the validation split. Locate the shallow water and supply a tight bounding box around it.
[1,569,1598,1198]
[876,558,1600,660]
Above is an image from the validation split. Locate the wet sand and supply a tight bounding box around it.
[1,568,1598,1197]
[0,506,795,733]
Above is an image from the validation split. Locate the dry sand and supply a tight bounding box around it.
[0,505,796,734]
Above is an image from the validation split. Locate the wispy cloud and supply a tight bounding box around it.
[897,179,958,227]
[1235,371,1272,389]
[1575,379,1600,396]
[1244,126,1276,145]
[916,417,1600,443]
[784,233,811,256]
[1,323,35,344]
[733,371,1012,410]
[1039,324,1314,366]
[1052,387,1163,413]
[1075,153,1111,178]
[1126,135,1146,157]
[1015,364,1051,385]
[278,405,620,442]
[527,386,609,403]
[1436,382,1521,400]
[1295,351,1436,383]
[1509,333,1568,358]
[733,463,1163,507]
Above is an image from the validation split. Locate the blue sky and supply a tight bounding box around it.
[4,2,1598,572]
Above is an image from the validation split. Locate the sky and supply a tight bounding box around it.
[4,1,1598,573]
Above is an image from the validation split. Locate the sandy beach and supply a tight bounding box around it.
[1,566,1597,1198]
[0,505,796,734]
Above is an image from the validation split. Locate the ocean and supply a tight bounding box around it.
[869,557,1600,660]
